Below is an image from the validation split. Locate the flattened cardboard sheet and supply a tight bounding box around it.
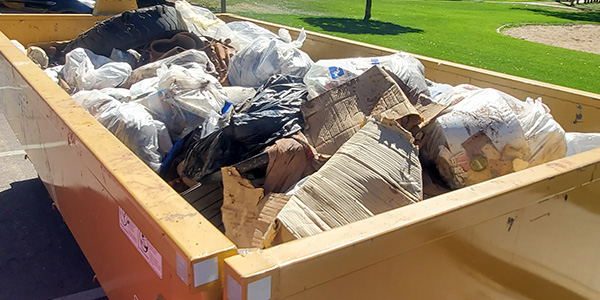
[221,166,291,248]
[301,65,421,156]
[276,120,423,239]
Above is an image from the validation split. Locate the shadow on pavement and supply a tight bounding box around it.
[0,178,103,300]
[301,17,424,35]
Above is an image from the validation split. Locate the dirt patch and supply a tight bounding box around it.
[502,24,600,55]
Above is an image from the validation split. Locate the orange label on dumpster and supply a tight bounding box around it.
[119,206,163,279]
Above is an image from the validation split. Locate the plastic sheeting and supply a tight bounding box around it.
[303,52,429,101]
[62,48,132,92]
[73,90,172,171]
[228,30,313,88]
[179,75,308,181]
[421,85,566,189]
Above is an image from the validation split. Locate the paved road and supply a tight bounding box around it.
[0,113,107,300]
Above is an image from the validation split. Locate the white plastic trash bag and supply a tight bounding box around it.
[130,77,160,101]
[222,86,256,105]
[421,86,566,189]
[227,21,281,50]
[121,49,216,88]
[62,48,132,92]
[174,0,242,50]
[44,65,64,84]
[565,132,600,156]
[73,90,172,171]
[303,52,429,100]
[110,48,140,69]
[228,30,313,87]
[426,79,453,101]
[100,88,131,102]
[430,84,480,107]
[136,64,227,140]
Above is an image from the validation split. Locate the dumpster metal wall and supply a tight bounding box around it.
[0,20,236,300]
[2,13,600,300]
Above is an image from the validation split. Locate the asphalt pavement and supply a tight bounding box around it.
[0,113,107,300]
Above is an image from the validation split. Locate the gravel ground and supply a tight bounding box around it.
[502,24,600,55]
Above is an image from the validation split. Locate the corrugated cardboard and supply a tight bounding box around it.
[384,70,448,128]
[276,119,423,239]
[301,65,421,156]
[221,166,292,248]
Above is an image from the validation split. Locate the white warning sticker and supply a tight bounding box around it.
[176,252,189,285]
[119,206,163,279]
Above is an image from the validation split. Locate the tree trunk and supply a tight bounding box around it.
[364,0,372,21]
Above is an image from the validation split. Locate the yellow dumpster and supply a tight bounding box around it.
[1,9,600,300]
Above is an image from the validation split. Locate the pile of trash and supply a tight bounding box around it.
[14,0,599,249]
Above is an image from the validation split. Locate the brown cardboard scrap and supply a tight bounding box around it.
[384,70,448,128]
[252,193,292,248]
[422,169,450,199]
[301,65,421,156]
[221,166,292,248]
[276,119,423,239]
[221,166,264,248]
[263,134,317,194]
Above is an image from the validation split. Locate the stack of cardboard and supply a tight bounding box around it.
[220,65,446,248]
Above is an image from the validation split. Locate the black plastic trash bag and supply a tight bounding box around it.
[174,75,308,182]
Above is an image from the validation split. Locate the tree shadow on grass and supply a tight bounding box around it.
[511,7,600,23]
[300,17,423,35]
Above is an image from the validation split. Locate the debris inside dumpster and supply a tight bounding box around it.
[420,85,567,189]
[27,46,49,69]
[44,65,63,84]
[62,48,132,92]
[179,74,308,182]
[276,119,423,240]
[565,132,600,156]
[262,134,318,195]
[227,21,282,50]
[27,0,573,247]
[73,90,172,171]
[301,65,421,156]
[221,166,293,248]
[303,52,430,102]
[135,63,227,140]
[109,48,141,69]
[122,49,217,88]
[228,29,313,88]
[174,0,243,51]
[63,4,188,58]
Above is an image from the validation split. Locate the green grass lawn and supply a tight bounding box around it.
[199,0,600,94]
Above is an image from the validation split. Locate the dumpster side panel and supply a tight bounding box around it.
[277,183,600,300]
[0,28,236,299]
[224,152,600,299]
[0,15,107,46]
